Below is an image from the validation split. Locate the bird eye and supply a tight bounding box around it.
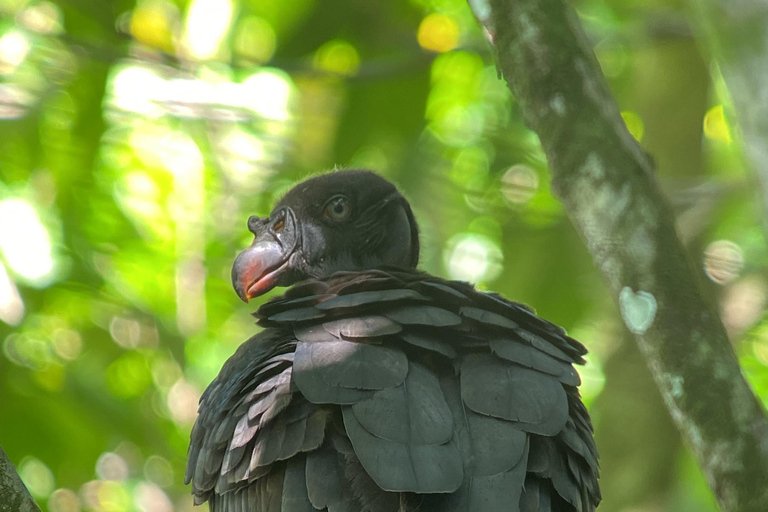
[324,195,351,221]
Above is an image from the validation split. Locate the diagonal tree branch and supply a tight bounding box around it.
[0,446,42,512]
[466,1,768,511]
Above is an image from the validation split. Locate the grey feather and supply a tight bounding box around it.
[323,315,402,339]
[282,456,318,512]
[314,289,426,310]
[306,443,356,511]
[342,407,463,493]
[491,338,581,386]
[350,362,454,444]
[461,354,568,436]
[415,281,470,301]
[459,306,519,330]
[295,323,339,343]
[294,339,407,391]
[513,328,575,363]
[400,332,457,358]
[384,305,462,327]
[269,307,326,323]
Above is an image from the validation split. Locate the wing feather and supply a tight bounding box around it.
[189,269,599,512]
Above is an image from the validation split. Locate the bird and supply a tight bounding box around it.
[185,170,600,512]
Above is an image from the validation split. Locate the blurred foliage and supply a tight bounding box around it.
[0,0,765,511]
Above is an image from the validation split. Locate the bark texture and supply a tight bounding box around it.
[466,0,768,511]
[0,446,42,512]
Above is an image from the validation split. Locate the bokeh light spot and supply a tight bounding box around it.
[111,65,165,117]
[704,240,743,284]
[183,0,233,60]
[48,488,80,512]
[106,352,152,398]
[20,457,55,498]
[313,39,360,76]
[19,1,63,35]
[167,378,200,425]
[0,198,56,286]
[0,83,32,119]
[109,316,142,349]
[501,164,539,204]
[0,30,30,71]
[0,261,24,325]
[130,0,178,52]
[3,333,52,368]
[51,329,82,360]
[135,482,173,512]
[144,455,174,487]
[445,233,503,284]
[240,70,294,121]
[721,275,767,338]
[158,131,204,179]
[234,16,277,63]
[418,13,459,53]
[620,111,644,142]
[96,452,130,481]
[704,105,732,144]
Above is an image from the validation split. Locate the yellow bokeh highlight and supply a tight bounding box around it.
[620,111,644,142]
[418,13,459,53]
[313,40,360,76]
[704,104,732,144]
[130,0,176,53]
[234,16,277,63]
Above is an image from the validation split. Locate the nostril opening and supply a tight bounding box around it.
[247,215,264,234]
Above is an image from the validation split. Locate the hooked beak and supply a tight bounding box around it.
[232,208,300,302]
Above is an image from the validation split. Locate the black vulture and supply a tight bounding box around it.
[186,170,600,512]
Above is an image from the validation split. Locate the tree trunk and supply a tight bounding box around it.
[0,446,42,512]
[466,0,768,511]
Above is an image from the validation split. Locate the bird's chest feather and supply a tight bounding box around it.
[187,269,599,512]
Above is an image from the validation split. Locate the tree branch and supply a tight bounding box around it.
[466,0,768,511]
[0,446,42,512]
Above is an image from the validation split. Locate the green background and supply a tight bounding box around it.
[0,0,765,511]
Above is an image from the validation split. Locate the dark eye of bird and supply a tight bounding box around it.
[324,195,351,221]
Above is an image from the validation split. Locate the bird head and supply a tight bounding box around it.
[232,170,420,302]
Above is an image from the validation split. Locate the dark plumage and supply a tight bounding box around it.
[186,170,600,512]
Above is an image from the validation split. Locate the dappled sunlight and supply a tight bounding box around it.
[0,261,24,325]
[0,0,763,510]
[108,63,296,122]
[444,233,503,284]
[0,29,30,72]
[182,0,233,60]
[0,198,57,285]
